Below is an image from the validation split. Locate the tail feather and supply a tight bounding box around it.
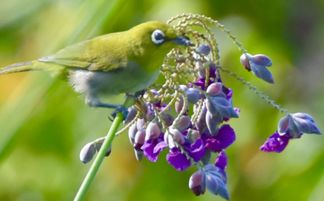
[0,61,38,75]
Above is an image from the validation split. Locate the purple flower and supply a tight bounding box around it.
[278,113,321,138]
[240,53,274,84]
[204,124,236,152]
[141,139,167,162]
[215,151,227,170]
[188,139,206,162]
[166,148,191,171]
[260,132,290,153]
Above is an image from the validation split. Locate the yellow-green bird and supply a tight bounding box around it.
[0,21,192,114]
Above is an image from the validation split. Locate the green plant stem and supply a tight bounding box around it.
[74,112,123,201]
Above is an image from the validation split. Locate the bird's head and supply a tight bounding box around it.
[128,21,192,69]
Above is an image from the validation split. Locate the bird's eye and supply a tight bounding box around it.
[151,29,165,45]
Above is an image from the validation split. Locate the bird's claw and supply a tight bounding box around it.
[109,105,128,121]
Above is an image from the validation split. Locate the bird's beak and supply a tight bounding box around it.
[173,36,194,46]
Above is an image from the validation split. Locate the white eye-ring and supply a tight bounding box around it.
[151,29,165,45]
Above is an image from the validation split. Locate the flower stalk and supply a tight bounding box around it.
[74,112,123,201]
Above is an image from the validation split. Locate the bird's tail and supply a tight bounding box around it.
[0,60,65,76]
[0,60,42,75]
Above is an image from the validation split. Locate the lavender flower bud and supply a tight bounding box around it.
[186,88,202,104]
[161,113,174,126]
[240,53,251,71]
[170,128,185,145]
[197,44,211,55]
[195,105,207,133]
[128,123,137,144]
[145,121,161,141]
[134,129,146,150]
[205,111,221,135]
[206,82,224,96]
[278,113,321,138]
[173,115,191,132]
[206,96,238,119]
[136,118,145,130]
[124,107,137,124]
[251,54,272,66]
[240,53,274,83]
[80,142,96,164]
[189,170,206,196]
[175,96,184,113]
[291,113,321,134]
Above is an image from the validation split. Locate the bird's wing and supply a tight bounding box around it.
[38,33,129,72]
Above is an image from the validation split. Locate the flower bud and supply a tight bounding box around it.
[80,142,96,164]
[161,113,174,126]
[170,128,185,145]
[134,129,146,150]
[145,121,161,141]
[136,118,145,130]
[128,123,137,144]
[197,44,211,55]
[186,88,202,104]
[173,115,191,132]
[240,53,251,71]
[205,111,221,135]
[124,107,137,124]
[189,170,206,196]
[206,82,223,96]
[175,96,184,113]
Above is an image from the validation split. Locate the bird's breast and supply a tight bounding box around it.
[69,62,159,96]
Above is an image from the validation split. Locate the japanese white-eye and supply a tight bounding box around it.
[0,21,192,112]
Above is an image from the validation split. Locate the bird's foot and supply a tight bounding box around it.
[109,105,129,121]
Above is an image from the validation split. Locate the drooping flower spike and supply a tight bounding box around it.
[79,14,321,200]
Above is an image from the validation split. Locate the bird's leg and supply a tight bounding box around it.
[85,95,128,120]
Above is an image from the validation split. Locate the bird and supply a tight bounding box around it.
[0,21,192,115]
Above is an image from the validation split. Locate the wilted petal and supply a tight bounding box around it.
[189,170,206,196]
[260,132,290,153]
[166,148,191,171]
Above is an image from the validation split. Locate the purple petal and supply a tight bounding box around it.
[141,139,164,162]
[166,148,191,171]
[292,113,321,134]
[188,139,206,162]
[260,132,290,153]
[251,54,272,66]
[215,151,227,170]
[250,64,274,84]
[205,125,236,152]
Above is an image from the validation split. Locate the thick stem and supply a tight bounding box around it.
[74,112,123,201]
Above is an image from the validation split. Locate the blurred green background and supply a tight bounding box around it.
[0,0,323,200]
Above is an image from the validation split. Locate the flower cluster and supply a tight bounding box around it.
[79,14,321,200]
